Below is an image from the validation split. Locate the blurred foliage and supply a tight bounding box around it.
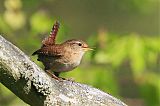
[0,0,159,106]
[4,0,26,30]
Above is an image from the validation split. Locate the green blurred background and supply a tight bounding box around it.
[0,0,159,106]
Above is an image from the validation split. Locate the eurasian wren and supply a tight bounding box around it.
[32,21,92,80]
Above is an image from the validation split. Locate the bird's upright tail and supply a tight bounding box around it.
[42,21,60,46]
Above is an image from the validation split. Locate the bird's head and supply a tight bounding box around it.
[63,39,93,54]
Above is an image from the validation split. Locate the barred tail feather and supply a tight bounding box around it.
[42,21,60,46]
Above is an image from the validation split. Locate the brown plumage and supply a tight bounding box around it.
[42,21,60,46]
[32,21,92,80]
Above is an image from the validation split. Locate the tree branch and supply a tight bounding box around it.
[0,35,127,106]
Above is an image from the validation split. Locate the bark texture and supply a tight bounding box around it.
[0,35,127,106]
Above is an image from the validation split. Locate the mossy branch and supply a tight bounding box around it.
[0,35,127,106]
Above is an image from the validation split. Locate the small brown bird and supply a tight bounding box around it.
[32,21,92,80]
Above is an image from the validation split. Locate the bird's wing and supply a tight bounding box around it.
[33,45,63,57]
[42,21,60,46]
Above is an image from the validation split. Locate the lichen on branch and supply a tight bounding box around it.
[0,35,127,106]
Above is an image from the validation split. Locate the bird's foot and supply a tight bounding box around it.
[45,70,75,82]
[61,77,75,82]
[45,70,63,81]
[51,74,64,81]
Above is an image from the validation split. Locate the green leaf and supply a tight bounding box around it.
[129,35,145,76]
[30,11,53,33]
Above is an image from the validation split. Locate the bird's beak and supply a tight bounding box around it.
[82,47,93,51]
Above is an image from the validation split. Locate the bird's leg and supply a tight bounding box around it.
[45,70,62,81]
[54,72,66,80]
[44,68,74,81]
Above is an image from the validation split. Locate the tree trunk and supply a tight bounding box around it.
[0,35,127,106]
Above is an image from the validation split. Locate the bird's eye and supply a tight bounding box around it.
[78,43,82,46]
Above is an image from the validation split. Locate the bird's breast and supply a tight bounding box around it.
[51,52,84,72]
